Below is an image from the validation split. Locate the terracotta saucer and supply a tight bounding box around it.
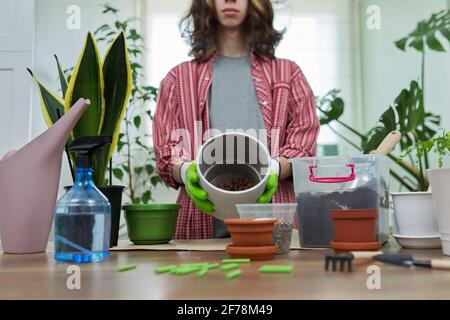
[331,241,381,252]
[226,244,279,261]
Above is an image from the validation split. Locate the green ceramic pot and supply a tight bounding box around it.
[123,204,180,245]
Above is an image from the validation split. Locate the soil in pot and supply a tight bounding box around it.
[224,218,277,246]
[226,244,279,261]
[330,208,378,243]
[296,188,381,247]
[217,177,256,191]
[124,204,180,245]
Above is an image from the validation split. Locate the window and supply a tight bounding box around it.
[143,0,358,152]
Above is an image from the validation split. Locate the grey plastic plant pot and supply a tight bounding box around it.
[196,132,271,221]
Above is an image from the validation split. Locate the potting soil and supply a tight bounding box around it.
[296,188,382,247]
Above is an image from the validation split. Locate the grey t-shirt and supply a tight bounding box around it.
[209,54,267,238]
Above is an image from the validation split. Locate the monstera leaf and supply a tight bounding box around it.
[362,81,441,153]
[316,89,345,125]
[395,9,450,52]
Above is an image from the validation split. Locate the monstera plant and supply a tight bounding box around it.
[318,9,449,191]
[28,32,133,185]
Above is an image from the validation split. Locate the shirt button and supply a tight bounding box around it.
[205,77,210,81]
[262,100,268,106]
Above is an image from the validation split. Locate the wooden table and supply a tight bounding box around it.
[1,240,449,300]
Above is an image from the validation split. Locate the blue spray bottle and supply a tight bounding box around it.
[54,136,112,263]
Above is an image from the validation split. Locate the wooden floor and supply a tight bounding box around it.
[1,239,450,299]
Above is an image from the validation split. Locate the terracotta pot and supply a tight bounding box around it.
[330,209,378,243]
[226,244,279,261]
[224,218,277,246]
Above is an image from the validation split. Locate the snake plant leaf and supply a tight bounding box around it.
[395,10,450,52]
[94,33,133,184]
[92,32,132,185]
[27,68,65,128]
[54,55,68,98]
[101,32,132,160]
[64,32,105,139]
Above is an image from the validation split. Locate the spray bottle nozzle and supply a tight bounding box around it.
[68,136,112,168]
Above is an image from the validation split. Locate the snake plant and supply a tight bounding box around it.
[28,32,132,185]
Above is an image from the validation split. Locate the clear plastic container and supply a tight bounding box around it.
[290,155,390,248]
[236,203,297,254]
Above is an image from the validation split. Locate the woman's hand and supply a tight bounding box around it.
[257,170,278,203]
[257,158,282,203]
[181,162,215,215]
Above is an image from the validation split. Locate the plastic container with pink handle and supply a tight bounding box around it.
[290,155,390,248]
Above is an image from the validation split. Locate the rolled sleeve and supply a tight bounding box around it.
[152,74,191,189]
[279,63,320,159]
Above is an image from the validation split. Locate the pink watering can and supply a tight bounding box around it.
[0,98,90,254]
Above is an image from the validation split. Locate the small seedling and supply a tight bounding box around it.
[225,269,242,280]
[222,258,250,264]
[179,263,210,268]
[259,265,294,274]
[117,264,137,272]
[220,263,239,271]
[197,268,208,278]
[155,264,177,274]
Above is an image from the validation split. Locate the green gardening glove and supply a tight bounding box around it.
[257,159,280,203]
[257,170,279,203]
[181,162,215,215]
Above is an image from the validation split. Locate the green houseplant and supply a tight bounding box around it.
[93,4,163,204]
[318,9,449,192]
[403,130,450,170]
[28,31,133,247]
[318,9,449,242]
[93,3,179,243]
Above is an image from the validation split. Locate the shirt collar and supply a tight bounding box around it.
[207,49,270,65]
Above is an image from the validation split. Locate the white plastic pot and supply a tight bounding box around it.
[196,132,273,221]
[391,192,440,236]
[427,168,450,256]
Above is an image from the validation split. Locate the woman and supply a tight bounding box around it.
[153,0,319,239]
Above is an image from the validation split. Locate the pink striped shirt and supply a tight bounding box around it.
[152,51,320,239]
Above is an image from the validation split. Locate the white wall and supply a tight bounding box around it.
[0,0,35,157]
[358,0,450,189]
[142,0,363,204]
[27,0,450,201]
[358,0,450,142]
[32,0,137,196]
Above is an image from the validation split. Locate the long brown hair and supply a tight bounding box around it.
[180,0,283,62]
